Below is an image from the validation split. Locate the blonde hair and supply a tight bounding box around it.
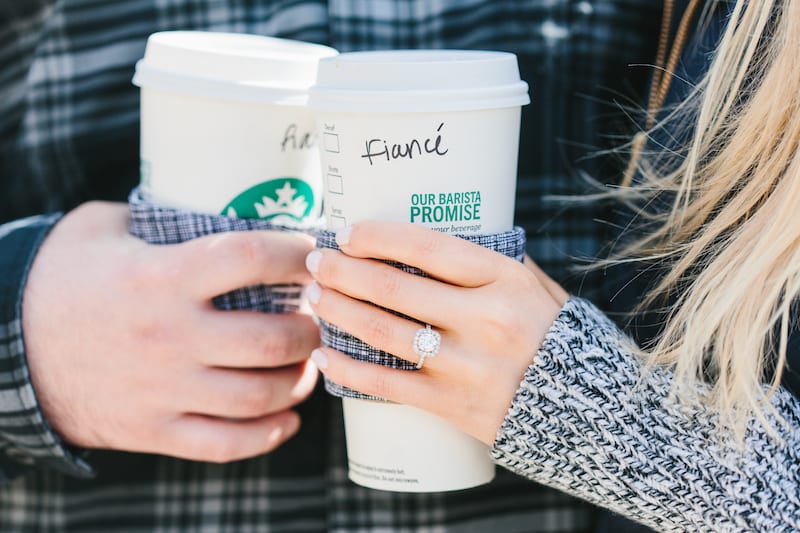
[621,0,800,433]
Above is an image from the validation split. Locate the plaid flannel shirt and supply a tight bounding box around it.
[0,1,661,530]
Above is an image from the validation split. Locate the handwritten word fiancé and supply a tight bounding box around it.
[361,123,448,165]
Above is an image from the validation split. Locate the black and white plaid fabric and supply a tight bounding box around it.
[0,0,663,530]
[316,227,527,399]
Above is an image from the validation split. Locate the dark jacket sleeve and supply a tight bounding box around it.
[0,214,93,484]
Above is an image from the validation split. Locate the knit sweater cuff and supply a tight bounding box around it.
[491,297,800,532]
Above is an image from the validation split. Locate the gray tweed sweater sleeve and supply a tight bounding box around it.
[491,297,800,532]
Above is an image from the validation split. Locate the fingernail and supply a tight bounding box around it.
[305,281,321,305]
[310,349,328,370]
[305,250,322,273]
[335,226,352,247]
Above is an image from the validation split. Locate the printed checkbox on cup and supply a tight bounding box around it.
[327,173,344,194]
[323,132,341,153]
[329,214,347,228]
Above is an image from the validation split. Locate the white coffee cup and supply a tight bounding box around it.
[309,50,530,492]
[133,31,337,224]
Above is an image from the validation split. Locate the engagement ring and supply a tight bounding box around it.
[413,324,441,369]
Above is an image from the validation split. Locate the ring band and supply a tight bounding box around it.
[413,324,441,369]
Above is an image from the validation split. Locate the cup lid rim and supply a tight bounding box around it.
[133,31,337,103]
[308,49,530,112]
[308,84,530,112]
[142,31,338,63]
[133,62,314,104]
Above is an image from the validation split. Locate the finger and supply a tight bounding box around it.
[152,230,315,299]
[335,221,507,287]
[165,411,301,463]
[308,249,465,328]
[187,364,318,419]
[307,282,446,369]
[310,347,432,407]
[196,310,320,368]
[310,347,500,446]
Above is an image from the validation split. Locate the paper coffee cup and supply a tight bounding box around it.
[133,31,337,224]
[309,50,529,491]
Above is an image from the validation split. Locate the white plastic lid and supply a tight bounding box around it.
[308,50,530,113]
[133,31,338,104]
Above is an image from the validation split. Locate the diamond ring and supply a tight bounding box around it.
[413,324,441,369]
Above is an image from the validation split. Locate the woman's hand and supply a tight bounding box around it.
[305,221,567,445]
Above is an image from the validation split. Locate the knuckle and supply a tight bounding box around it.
[261,331,296,364]
[127,311,183,353]
[501,259,535,287]
[368,372,395,400]
[121,254,174,293]
[232,379,274,417]
[122,313,186,360]
[225,233,272,267]
[485,303,524,340]
[254,380,276,409]
[417,231,441,257]
[376,267,402,298]
[131,316,172,347]
[364,315,394,348]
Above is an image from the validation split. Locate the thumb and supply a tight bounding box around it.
[151,230,315,299]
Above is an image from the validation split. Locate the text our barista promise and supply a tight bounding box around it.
[409,191,481,224]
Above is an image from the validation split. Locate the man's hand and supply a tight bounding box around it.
[22,201,319,462]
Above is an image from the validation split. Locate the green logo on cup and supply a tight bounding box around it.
[223,178,315,221]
